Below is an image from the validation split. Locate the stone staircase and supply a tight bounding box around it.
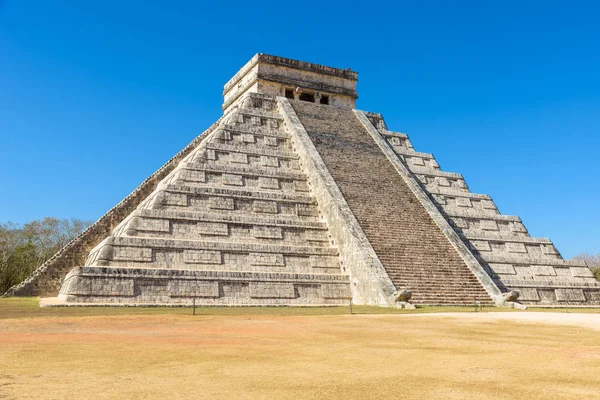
[58,93,351,306]
[363,112,600,305]
[290,100,494,306]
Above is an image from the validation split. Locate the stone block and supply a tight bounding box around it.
[258,177,279,189]
[183,250,222,264]
[452,218,468,229]
[518,288,540,301]
[511,222,528,233]
[182,169,206,183]
[321,283,350,299]
[230,152,248,164]
[253,200,278,214]
[208,197,235,210]
[249,253,285,266]
[480,220,498,231]
[542,244,559,255]
[488,263,515,274]
[264,136,278,147]
[163,193,188,207]
[249,282,295,298]
[113,247,153,262]
[506,242,527,253]
[168,281,219,297]
[571,267,595,278]
[297,203,317,217]
[205,149,216,160]
[294,180,310,192]
[309,256,330,269]
[219,130,232,140]
[253,226,283,239]
[455,197,471,208]
[471,240,491,252]
[261,155,279,167]
[241,133,255,143]
[410,157,425,166]
[91,279,135,296]
[555,289,586,301]
[531,265,556,276]
[197,222,229,236]
[514,266,534,278]
[435,177,450,187]
[555,268,573,277]
[222,173,244,186]
[136,219,170,233]
[481,200,496,210]
[305,229,327,242]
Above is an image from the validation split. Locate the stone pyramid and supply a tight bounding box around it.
[8,54,600,307]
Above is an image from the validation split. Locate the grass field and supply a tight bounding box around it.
[1,298,599,399]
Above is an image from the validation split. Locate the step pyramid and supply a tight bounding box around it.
[7,54,600,307]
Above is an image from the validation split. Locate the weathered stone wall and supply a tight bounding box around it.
[3,119,225,297]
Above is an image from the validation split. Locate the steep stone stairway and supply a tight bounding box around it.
[290,100,494,305]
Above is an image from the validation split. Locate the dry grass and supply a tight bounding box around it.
[1,298,599,399]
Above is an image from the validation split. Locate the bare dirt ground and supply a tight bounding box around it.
[1,301,599,399]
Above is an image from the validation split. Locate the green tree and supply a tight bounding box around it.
[0,218,91,294]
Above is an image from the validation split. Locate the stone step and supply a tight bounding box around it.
[238,108,283,121]
[500,279,600,288]
[221,125,291,139]
[132,209,327,230]
[392,148,434,160]
[164,184,316,204]
[100,236,340,257]
[462,232,550,245]
[410,168,462,179]
[59,266,351,306]
[443,208,519,221]
[480,254,584,267]
[206,142,298,160]
[380,130,409,139]
[181,162,308,181]
[426,187,492,200]
[118,213,331,247]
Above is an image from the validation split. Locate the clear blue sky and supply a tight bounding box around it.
[1,1,599,258]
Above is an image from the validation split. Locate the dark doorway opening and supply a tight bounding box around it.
[299,92,315,102]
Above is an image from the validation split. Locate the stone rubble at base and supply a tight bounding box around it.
[7,53,600,307]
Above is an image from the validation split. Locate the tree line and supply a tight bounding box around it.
[0,218,91,294]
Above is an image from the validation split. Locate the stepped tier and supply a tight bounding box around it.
[60,267,350,306]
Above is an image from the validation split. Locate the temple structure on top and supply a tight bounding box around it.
[5,54,600,308]
[222,54,358,112]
